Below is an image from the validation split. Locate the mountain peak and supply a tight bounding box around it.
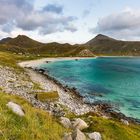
[16,35,31,40]
[94,34,116,41]
[94,34,111,40]
[86,34,116,46]
[0,34,42,48]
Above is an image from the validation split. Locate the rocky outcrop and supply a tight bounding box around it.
[62,117,102,140]
[63,133,73,140]
[72,129,86,140]
[121,119,129,125]
[87,132,102,140]
[6,102,25,116]
[60,117,72,129]
[72,118,88,130]
[79,49,95,57]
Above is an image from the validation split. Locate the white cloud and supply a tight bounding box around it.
[0,0,77,35]
[90,8,140,40]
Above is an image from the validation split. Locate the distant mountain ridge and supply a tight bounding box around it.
[1,34,140,56]
[0,35,94,57]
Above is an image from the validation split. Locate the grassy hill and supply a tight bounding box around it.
[1,34,140,56]
[85,34,140,56]
[0,91,66,140]
[0,35,94,57]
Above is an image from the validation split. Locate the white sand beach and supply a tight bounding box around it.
[19,57,95,68]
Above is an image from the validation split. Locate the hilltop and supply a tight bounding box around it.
[86,34,116,45]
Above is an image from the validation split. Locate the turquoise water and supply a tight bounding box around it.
[40,57,140,119]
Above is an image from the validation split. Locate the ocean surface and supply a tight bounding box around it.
[39,57,140,119]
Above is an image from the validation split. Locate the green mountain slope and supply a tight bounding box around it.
[85,34,140,56]
[1,34,140,56]
[0,35,94,57]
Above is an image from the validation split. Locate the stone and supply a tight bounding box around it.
[72,129,86,140]
[87,132,102,140]
[72,118,88,130]
[102,115,109,119]
[63,133,73,140]
[60,117,72,129]
[121,119,129,125]
[6,102,25,116]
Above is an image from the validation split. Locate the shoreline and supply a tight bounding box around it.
[19,57,140,124]
[19,55,140,68]
[26,68,95,115]
[19,57,96,68]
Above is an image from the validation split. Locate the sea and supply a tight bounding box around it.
[39,57,140,119]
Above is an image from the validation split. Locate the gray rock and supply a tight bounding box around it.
[72,118,88,130]
[72,129,86,140]
[121,119,129,125]
[6,102,25,116]
[63,133,73,140]
[60,117,72,129]
[87,132,102,140]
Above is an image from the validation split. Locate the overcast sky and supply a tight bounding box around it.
[0,0,140,44]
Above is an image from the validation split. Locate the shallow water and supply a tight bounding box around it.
[40,57,140,119]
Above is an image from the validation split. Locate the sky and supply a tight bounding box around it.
[1,0,140,44]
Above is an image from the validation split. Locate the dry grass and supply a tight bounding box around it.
[35,91,59,102]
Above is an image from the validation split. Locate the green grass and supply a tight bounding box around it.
[0,92,66,140]
[0,51,40,70]
[35,91,59,102]
[81,115,140,140]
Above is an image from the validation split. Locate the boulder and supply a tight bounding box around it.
[63,133,73,140]
[60,117,72,129]
[6,102,25,116]
[121,119,129,125]
[72,129,86,140]
[87,132,102,140]
[72,118,88,130]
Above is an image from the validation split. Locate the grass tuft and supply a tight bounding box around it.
[35,91,59,102]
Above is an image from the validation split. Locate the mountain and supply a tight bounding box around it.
[85,34,140,56]
[1,34,140,56]
[0,35,94,57]
[3,35,43,48]
[86,34,116,46]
